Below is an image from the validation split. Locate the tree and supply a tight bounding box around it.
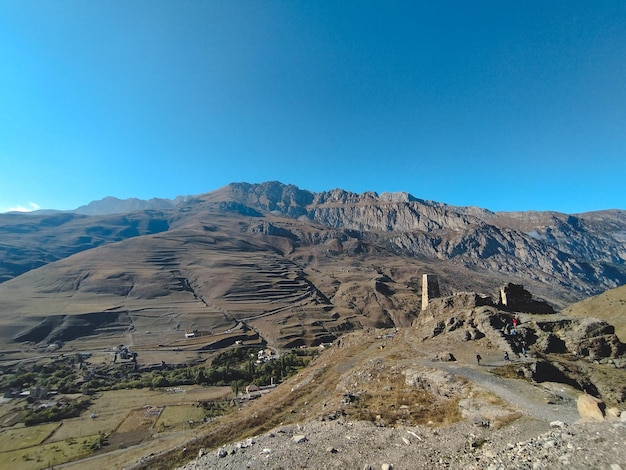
[195,368,206,385]
[151,375,168,388]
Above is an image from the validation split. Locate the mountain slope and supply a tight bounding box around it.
[1,182,625,353]
[0,210,170,282]
[192,182,626,297]
[72,196,182,215]
[562,284,626,342]
[3,182,625,295]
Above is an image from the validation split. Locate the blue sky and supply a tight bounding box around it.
[1,1,625,213]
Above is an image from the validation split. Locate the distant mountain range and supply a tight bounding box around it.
[2,181,625,294]
[0,181,624,349]
[72,195,189,215]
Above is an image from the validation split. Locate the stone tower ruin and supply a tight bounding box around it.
[421,274,440,310]
[498,283,555,314]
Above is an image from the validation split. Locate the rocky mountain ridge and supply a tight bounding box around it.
[55,182,626,295]
[2,177,626,470]
[72,195,186,215]
[0,181,625,352]
[202,182,626,296]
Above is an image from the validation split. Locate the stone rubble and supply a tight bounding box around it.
[178,416,626,470]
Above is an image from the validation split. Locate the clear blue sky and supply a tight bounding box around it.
[1,1,625,213]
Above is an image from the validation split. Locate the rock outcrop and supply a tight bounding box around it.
[415,284,625,360]
[498,283,555,314]
[412,285,626,407]
[577,393,605,422]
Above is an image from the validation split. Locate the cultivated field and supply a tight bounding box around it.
[0,385,232,469]
[0,422,59,452]
[0,433,97,470]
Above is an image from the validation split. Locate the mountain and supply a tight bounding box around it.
[72,195,188,215]
[0,210,171,282]
[0,181,625,352]
[1,182,626,469]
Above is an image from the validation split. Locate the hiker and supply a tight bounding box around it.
[504,352,510,362]
[476,354,482,365]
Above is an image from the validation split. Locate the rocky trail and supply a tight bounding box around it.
[422,360,581,424]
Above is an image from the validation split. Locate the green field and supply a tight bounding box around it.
[0,422,59,452]
[156,405,207,431]
[0,385,233,468]
[0,434,98,470]
[48,410,128,442]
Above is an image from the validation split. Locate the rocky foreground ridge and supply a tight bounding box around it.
[175,419,626,470]
[127,284,626,470]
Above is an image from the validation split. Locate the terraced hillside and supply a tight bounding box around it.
[1,217,398,355]
[1,182,625,362]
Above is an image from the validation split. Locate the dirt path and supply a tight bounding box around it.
[423,360,580,423]
[400,330,580,424]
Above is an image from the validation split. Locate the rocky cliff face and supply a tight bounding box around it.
[211,182,626,297]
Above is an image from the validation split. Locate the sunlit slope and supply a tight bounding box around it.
[561,284,626,342]
[0,219,348,350]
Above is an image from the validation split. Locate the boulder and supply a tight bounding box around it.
[577,394,604,422]
[432,351,456,362]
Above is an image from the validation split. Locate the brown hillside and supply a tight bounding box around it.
[561,284,626,342]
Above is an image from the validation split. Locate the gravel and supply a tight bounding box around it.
[178,416,626,470]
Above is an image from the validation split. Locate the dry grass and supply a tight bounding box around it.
[562,285,626,341]
[491,411,524,429]
[466,388,523,429]
[47,410,127,442]
[491,363,528,380]
[91,386,230,412]
[116,409,157,433]
[472,388,508,407]
[131,330,470,469]
[385,351,411,361]
[156,405,206,431]
[135,373,327,469]
[344,368,462,427]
